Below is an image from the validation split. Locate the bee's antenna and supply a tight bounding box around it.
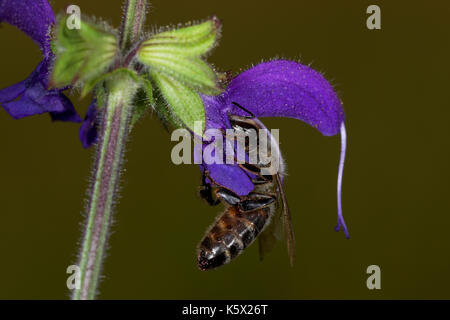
[232,101,255,118]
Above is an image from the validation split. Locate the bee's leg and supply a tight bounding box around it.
[231,102,255,118]
[199,172,220,206]
[199,184,220,206]
[238,193,276,212]
[215,188,241,206]
[251,175,271,185]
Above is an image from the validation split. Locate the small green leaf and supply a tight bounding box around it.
[141,17,220,57]
[51,16,118,90]
[151,71,205,135]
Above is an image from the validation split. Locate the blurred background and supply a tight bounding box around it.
[0,0,449,299]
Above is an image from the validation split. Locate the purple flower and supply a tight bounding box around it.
[0,0,98,147]
[79,100,99,149]
[199,60,349,237]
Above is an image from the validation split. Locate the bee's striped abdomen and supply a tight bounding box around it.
[197,206,271,270]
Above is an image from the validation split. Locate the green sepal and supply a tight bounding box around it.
[130,78,154,130]
[152,90,183,130]
[81,68,143,104]
[51,16,118,89]
[140,53,220,95]
[140,17,220,57]
[137,17,221,95]
[80,67,140,99]
[81,74,107,99]
[150,71,205,136]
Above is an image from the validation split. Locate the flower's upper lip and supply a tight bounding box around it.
[223,60,344,136]
[0,0,56,59]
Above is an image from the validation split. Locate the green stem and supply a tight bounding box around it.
[72,85,132,300]
[120,0,148,52]
[72,0,147,300]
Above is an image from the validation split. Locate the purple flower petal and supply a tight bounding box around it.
[202,94,230,131]
[0,61,81,121]
[224,60,344,136]
[194,133,256,196]
[206,163,254,196]
[0,2,82,124]
[1,95,49,119]
[0,79,27,102]
[0,0,55,58]
[50,93,82,123]
[79,100,99,149]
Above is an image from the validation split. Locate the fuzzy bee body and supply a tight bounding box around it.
[198,180,277,270]
[197,104,295,270]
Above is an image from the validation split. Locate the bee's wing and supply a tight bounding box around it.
[276,174,296,267]
[258,174,296,266]
[258,206,283,261]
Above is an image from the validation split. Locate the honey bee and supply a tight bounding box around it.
[197,102,296,270]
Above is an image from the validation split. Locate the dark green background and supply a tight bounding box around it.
[0,0,449,299]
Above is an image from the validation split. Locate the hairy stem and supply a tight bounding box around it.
[73,87,132,300]
[120,0,148,52]
[71,0,147,300]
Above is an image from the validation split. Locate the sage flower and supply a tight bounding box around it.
[198,60,349,237]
